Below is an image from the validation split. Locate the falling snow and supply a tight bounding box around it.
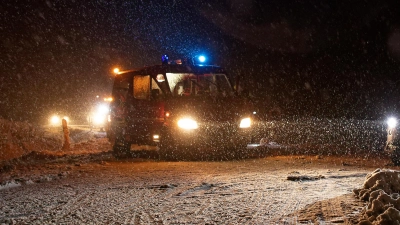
[2,1,400,224]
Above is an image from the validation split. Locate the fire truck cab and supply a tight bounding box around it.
[107,56,260,160]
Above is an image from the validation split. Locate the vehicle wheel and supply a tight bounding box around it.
[112,135,131,159]
[391,148,400,166]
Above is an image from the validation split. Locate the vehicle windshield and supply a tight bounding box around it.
[166,73,233,97]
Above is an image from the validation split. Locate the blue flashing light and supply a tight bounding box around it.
[161,54,169,65]
[198,55,206,63]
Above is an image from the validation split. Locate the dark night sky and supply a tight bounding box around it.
[1,0,400,122]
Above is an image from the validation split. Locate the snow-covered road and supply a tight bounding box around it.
[0,154,386,224]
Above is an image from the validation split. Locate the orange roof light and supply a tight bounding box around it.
[113,68,120,74]
[104,97,113,102]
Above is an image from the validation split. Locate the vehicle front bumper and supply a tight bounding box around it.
[162,121,259,148]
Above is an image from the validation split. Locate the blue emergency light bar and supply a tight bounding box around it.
[161,54,209,65]
[198,55,206,63]
[192,55,207,65]
[161,54,169,65]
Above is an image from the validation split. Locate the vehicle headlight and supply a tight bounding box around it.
[50,115,60,125]
[387,117,397,129]
[177,118,198,130]
[98,104,109,114]
[239,117,251,128]
[93,113,106,125]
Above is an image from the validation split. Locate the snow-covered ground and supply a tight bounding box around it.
[0,154,384,224]
[0,118,399,224]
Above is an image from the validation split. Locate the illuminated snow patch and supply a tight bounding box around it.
[0,180,21,190]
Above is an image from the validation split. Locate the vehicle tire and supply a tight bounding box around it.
[112,135,131,159]
[391,148,400,166]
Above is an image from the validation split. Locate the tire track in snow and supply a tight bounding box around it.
[0,158,375,224]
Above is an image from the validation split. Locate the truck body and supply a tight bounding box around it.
[107,62,261,159]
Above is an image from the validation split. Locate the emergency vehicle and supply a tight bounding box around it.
[107,55,261,159]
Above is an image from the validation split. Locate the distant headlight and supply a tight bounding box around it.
[177,118,198,130]
[50,115,69,125]
[98,104,109,114]
[93,113,106,125]
[91,104,109,125]
[387,117,397,129]
[50,115,60,125]
[239,117,251,128]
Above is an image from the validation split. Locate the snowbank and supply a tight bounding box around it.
[0,118,109,162]
[0,118,62,161]
[353,169,400,224]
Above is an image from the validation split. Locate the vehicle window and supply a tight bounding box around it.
[198,74,233,97]
[196,75,212,95]
[166,73,192,96]
[214,74,234,97]
[166,73,233,97]
[151,78,164,99]
[112,75,130,102]
[113,75,130,89]
[133,75,150,99]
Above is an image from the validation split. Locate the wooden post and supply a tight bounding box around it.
[62,119,70,150]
